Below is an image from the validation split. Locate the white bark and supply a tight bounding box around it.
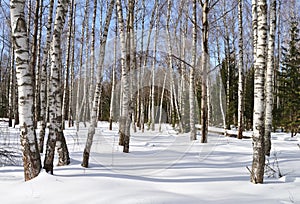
[10,0,41,181]
[151,6,158,131]
[201,0,209,143]
[117,0,133,153]
[190,0,197,140]
[251,0,267,184]
[109,25,117,130]
[264,0,276,156]
[75,1,88,131]
[158,73,167,132]
[237,0,244,139]
[62,0,74,130]
[38,0,54,153]
[82,0,115,167]
[44,0,70,174]
[166,0,183,132]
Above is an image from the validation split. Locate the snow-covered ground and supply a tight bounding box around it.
[0,121,300,204]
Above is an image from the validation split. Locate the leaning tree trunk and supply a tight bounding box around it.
[44,0,70,174]
[200,0,209,143]
[81,0,115,167]
[251,0,267,184]
[264,0,276,156]
[10,0,41,181]
[190,0,197,140]
[237,0,244,139]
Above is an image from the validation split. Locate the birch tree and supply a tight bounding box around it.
[38,0,54,153]
[264,0,276,156]
[62,0,75,130]
[200,0,210,143]
[151,2,158,131]
[251,0,268,184]
[117,0,133,153]
[237,0,244,139]
[44,0,70,174]
[10,0,41,181]
[82,0,115,167]
[190,0,197,140]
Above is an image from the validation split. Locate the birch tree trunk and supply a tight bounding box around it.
[39,0,54,153]
[264,0,276,156]
[10,0,41,181]
[237,0,244,139]
[139,0,156,132]
[158,73,167,132]
[200,0,209,143]
[30,0,40,129]
[117,0,133,153]
[8,46,15,128]
[81,0,115,167]
[190,0,197,140]
[44,0,70,174]
[180,1,188,132]
[68,2,76,128]
[89,0,97,115]
[75,1,87,132]
[109,24,117,131]
[252,0,258,60]
[81,0,90,127]
[251,0,267,184]
[166,0,183,132]
[62,0,74,130]
[151,4,158,131]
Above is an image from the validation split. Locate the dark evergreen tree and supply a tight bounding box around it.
[220,53,238,129]
[275,18,300,136]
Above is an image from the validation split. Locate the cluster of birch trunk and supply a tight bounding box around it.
[6,0,284,184]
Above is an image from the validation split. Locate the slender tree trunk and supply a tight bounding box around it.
[200,0,209,143]
[139,0,156,132]
[166,0,183,132]
[82,0,90,127]
[39,0,54,153]
[30,0,40,129]
[159,73,167,132]
[237,0,244,139]
[151,5,158,131]
[216,33,226,131]
[81,0,115,167]
[62,0,74,130]
[117,0,133,153]
[264,0,276,156]
[251,0,267,184]
[190,0,197,140]
[68,2,76,127]
[180,2,188,131]
[130,1,137,133]
[10,0,42,181]
[9,45,15,127]
[75,1,87,132]
[109,25,117,131]
[35,0,43,129]
[44,0,70,174]
[89,0,97,115]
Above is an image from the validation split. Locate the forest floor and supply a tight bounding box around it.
[0,121,300,204]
